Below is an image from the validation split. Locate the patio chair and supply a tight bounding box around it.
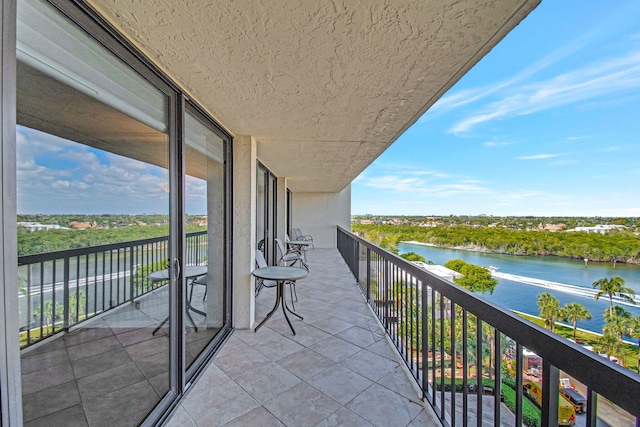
[254,249,277,296]
[275,237,307,270]
[189,274,207,302]
[275,237,309,309]
[293,228,314,249]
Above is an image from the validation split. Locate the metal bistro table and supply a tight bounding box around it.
[149,265,207,334]
[252,266,309,335]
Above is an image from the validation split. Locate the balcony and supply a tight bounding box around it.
[18,230,640,426]
[166,247,437,426]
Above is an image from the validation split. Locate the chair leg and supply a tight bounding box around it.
[288,281,297,311]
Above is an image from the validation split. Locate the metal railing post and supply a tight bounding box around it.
[542,360,560,427]
[63,256,70,331]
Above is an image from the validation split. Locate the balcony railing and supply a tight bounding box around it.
[18,231,207,348]
[337,226,640,427]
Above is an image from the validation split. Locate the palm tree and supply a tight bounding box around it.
[625,316,640,372]
[592,276,636,318]
[537,292,561,332]
[603,306,632,341]
[561,302,592,340]
[594,333,625,364]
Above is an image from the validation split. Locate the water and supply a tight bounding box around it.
[397,242,640,335]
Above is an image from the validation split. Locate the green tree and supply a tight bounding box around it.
[32,300,64,329]
[444,259,467,272]
[594,333,625,365]
[625,316,640,371]
[537,292,561,332]
[592,276,636,318]
[400,252,426,263]
[444,260,498,294]
[560,302,592,340]
[603,306,632,341]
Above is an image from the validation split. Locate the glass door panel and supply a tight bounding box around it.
[16,0,171,424]
[256,163,277,265]
[183,108,226,367]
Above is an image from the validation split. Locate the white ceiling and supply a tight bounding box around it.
[87,0,540,192]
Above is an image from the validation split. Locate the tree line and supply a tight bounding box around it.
[354,223,640,264]
[18,223,206,256]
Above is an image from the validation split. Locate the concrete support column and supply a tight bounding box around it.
[232,135,256,329]
[276,177,288,240]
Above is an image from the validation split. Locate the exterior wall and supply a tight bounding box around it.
[232,135,256,329]
[292,185,351,249]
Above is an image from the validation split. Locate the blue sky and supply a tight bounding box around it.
[352,0,640,217]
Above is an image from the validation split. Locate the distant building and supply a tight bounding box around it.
[69,221,97,229]
[17,222,63,232]
[566,224,625,234]
[538,223,566,232]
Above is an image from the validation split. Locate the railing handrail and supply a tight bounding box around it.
[18,230,207,265]
[337,225,640,420]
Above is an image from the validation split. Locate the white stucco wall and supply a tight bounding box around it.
[232,135,256,329]
[292,185,351,249]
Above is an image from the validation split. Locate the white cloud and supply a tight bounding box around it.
[484,141,514,147]
[17,126,175,214]
[516,154,562,160]
[448,49,640,134]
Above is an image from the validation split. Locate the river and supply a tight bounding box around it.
[397,241,640,335]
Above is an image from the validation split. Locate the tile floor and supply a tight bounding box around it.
[20,275,219,426]
[166,249,439,426]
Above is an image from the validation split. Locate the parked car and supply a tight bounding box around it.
[523,381,576,426]
[467,382,504,402]
[560,388,586,414]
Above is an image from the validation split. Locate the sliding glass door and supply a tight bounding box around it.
[256,163,277,265]
[17,0,174,424]
[13,0,232,425]
[183,105,229,371]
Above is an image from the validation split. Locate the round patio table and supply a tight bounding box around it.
[252,266,309,335]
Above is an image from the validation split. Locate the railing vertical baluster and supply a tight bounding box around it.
[515,342,523,427]
[476,316,482,427]
[542,360,560,427]
[431,287,436,404]
[366,247,371,303]
[586,388,601,427]
[462,309,468,427]
[421,278,428,402]
[26,265,33,345]
[88,253,92,318]
[494,329,501,426]
[51,261,57,333]
[450,300,456,427]
[585,387,597,427]
[63,256,70,331]
[75,256,80,326]
[439,292,445,421]
[90,254,96,315]
[408,269,413,370]
[39,262,44,340]
[129,243,135,302]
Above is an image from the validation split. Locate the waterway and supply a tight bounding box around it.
[397,241,640,335]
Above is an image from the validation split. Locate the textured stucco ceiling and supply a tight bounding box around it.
[87,0,539,192]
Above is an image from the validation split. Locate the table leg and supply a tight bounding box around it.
[254,281,283,333]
